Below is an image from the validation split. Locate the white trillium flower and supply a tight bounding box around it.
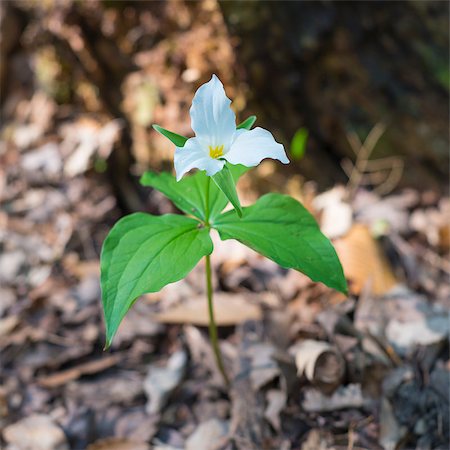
[174,75,289,181]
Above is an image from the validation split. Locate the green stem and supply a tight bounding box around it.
[205,177,211,226]
[205,253,230,386]
[204,177,230,386]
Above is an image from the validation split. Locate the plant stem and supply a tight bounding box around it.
[205,177,211,225]
[205,253,230,386]
[204,177,230,386]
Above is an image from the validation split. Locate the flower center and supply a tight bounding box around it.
[209,144,224,159]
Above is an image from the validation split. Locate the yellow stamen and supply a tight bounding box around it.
[209,144,224,159]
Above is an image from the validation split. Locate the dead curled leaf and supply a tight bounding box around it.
[291,339,345,394]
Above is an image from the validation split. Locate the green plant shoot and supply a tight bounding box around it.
[290,127,309,160]
[100,75,347,385]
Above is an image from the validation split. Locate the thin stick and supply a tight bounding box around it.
[346,123,386,199]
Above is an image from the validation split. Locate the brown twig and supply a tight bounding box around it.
[344,123,404,198]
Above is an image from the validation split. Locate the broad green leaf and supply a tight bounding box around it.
[290,127,308,160]
[214,194,347,294]
[211,165,242,217]
[101,213,213,347]
[140,171,207,220]
[237,115,257,130]
[140,163,249,222]
[152,124,188,147]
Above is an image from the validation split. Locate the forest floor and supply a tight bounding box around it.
[0,87,449,450]
[1,2,449,449]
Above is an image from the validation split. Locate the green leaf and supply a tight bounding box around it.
[101,213,213,347]
[152,124,188,147]
[237,115,257,130]
[140,163,249,222]
[211,165,242,217]
[214,194,347,294]
[290,127,308,160]
[140,171,207,220]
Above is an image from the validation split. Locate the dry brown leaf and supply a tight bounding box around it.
[37,355,120,388]
[154,292,262,326]
[3,414,69,450]
[185,419,229,450]
[0,386,8,418]
[333,223,397,295]
[0,315,19,337]
[264,389,287,432]
[87,438,150,450]
[144,350,187,414]
[302,383,365,413]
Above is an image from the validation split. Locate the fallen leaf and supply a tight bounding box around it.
[379,397,407,450]
[87,438,150,450]
[37,355,120,388]
[21,142,62,178]
[3,414,69,450]
[0,385,8,418]
[154,292,262,326]
[291,339,345,394]
[264,389,286,431]
[300,429,334,450]
[354,189,415,234]
[302,383,365,412]
[185,419,229,450]
[0,315,19,337]
[0,287,16,316]
[386,316,449,353]
[356,285,450,355]
[61,119,121,177]
[248,343,280,391]
[333,224,397,295]
[144,349,187,414]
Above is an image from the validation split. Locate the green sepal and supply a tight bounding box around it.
[152,124,188,147]
[211,165,243,218]
[237,115,257,130]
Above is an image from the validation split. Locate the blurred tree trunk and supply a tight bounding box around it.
[220,0,449,190]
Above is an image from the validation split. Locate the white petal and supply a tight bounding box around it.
[190,75,236,147]
[224,127,289,167]
[174,137,225,181]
